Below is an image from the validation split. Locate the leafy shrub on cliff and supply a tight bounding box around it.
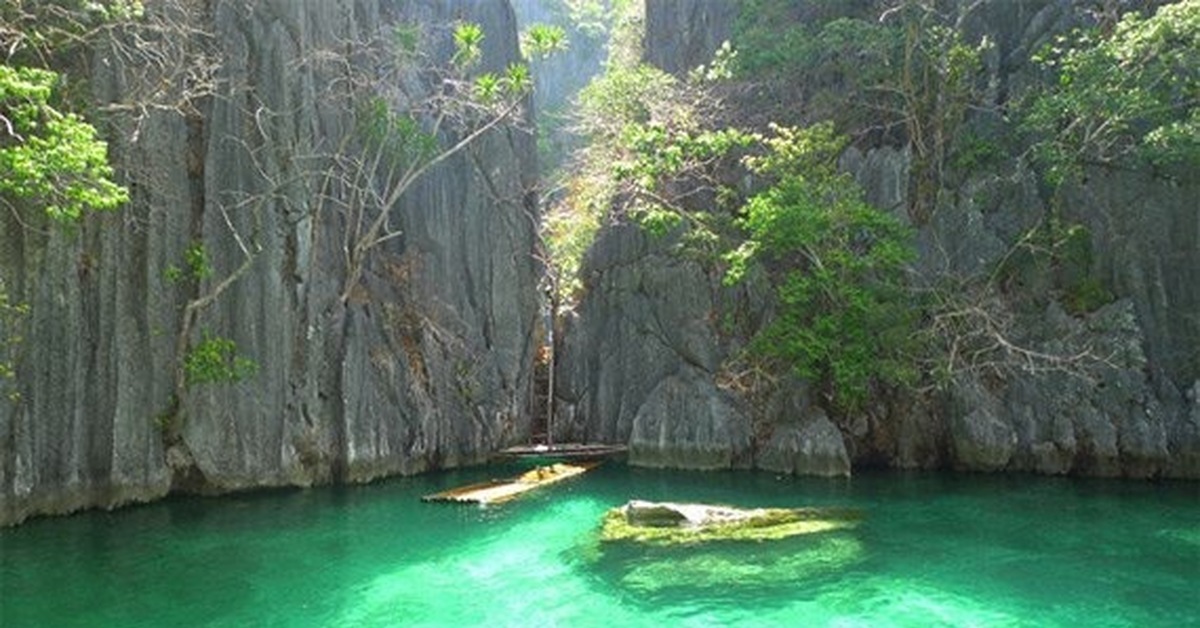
[546,0,753,304]
[550,4,921,411]
[1024,0,1200,184]
[726,123,917,412]
[543,63,677,302]
[734,1,899,119]
[184,332,257,386]
[731,0,986,223]
[0,64,128,222]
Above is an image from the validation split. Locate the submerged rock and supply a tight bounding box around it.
[617,535,866,593]
[600,500,861,545]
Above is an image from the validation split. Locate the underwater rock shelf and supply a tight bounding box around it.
[600,500,862,545]
[421,462,600,505]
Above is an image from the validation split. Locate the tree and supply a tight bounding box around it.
[0,1,146,400]
[726,123,917,412]
[547,6,922,414]
[1024,0,1200,185]
[300,20,537,305]
[0,64,127,222]
[731,0,987,223]
[0,1,154,222]
[545,5,749,305]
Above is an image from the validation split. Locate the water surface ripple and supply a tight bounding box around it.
[2,466,1197,627]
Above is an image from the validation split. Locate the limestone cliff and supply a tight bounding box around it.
[555,0,1200,479]
[0,0,539,526]
[642,0,736,76]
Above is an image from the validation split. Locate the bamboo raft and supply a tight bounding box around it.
[421,461,601,505]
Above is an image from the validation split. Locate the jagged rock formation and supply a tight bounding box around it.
[642,0,736,76]
[554,223,755,470]
[555,0,1200,479]
[0,0,539,526]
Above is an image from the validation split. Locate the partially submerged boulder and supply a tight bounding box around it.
[601,500,861,545]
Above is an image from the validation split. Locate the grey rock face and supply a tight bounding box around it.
[948,378,1017,472]
[757,414,851,478]
[0,106,185,524]
[1065,170,1200,387]
[942,301,1180,477]
[555,224,721,441]
[755,379,850,477]
[555,223,754,469]
[628,366,752,470]
[552,178,843,475]
[643,0,736,77]
[1175,381,1200,476]
[0,0,538,525]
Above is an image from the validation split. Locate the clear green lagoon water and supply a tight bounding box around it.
[2,465,1197,627]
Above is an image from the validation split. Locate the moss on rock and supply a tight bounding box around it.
[599,501,861,545]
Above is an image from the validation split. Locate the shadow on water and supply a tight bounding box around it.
[576,528,867,612]
[0,493,269,627]
[555,468,873,616]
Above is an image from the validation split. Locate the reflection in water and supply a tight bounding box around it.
[1,468,1197,628]
[605,533,865,595]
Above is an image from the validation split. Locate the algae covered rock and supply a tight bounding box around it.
[617,535,866,593]
[600,500,861,545]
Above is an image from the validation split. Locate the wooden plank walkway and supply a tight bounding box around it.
[421,461,601,505]
[495,443,627,463]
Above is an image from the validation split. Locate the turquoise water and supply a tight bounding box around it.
[2,465,1197,627]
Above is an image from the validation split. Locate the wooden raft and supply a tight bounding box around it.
[421,462,600,505]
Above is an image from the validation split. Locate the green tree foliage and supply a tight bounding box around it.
[1024,0,1200,185]
[521,23,569,60]
[560,0,612,40]
[451,21,485,68]
[184,331,256,386]
[732,0,986,222]
[356,95,439,172]
[0,64,127,222]
[546,58,753,303]
[0,1,144,405]
[544,0,760,303]
[550,3,921,413]
[542,0,664,303]
[734,2,899,106]
[541,65,666,301]
[726,123,917,412]
[164,241,214,284]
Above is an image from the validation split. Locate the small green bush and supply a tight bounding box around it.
[184,332,257,386]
